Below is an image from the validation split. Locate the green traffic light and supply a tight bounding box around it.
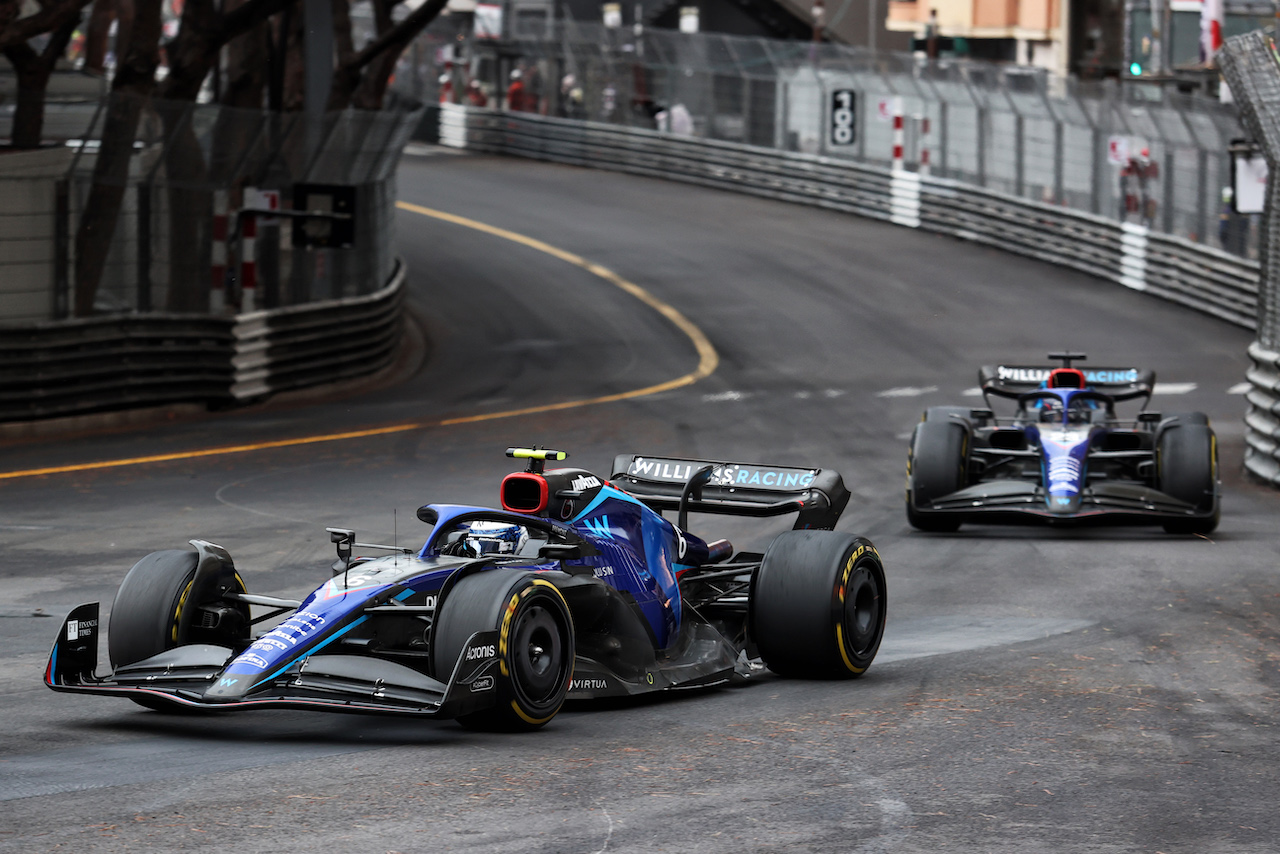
[1130,62,1143,75]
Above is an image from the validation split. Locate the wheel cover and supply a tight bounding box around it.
[509,602,567,707]
[842,567,883,657]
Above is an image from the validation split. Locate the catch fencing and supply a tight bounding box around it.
[1219,31,1280,485]
[410,22,1253,259]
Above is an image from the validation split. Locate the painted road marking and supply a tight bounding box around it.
[1228,382,1251,394]
[0,206,719,482]
[876,386,938,398]
[1152,382,1197,395]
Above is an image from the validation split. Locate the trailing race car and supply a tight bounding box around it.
[906,353,1219,533]
[47,448,886,730]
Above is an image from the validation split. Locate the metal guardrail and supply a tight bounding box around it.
[443,105,1259,331]
[0,259,406,422]
[230,260,406,401]
[0,315,234,421]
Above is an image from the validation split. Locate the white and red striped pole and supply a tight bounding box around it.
[240,207,258,313]
[210,190,228,312]
[919,115,931,176]
[891,97,904,172]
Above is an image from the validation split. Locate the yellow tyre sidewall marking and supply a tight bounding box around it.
[835,545,880,675]
[498,577,573,726]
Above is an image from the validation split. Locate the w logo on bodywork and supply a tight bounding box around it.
[582,516,614,539]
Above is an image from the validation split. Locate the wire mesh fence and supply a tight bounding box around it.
[399,21,1255,259]
[0,94,421,325]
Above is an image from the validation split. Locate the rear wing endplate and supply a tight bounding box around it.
[609,454,850,530]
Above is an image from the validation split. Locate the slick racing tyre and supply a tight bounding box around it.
[108,549,249,711]
[751,531,886,679]
[1157,421,1219,534]
[434,569,574,732]
[906,411,969,532]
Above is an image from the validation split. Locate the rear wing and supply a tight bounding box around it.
[979,365,1154,404]
[609,454,850,530]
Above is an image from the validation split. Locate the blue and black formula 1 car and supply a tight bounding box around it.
[47,448,886,730]
[905,353,1219,534]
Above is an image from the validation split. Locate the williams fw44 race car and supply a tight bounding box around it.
[905,353,1219,533]
[48,448,886,730]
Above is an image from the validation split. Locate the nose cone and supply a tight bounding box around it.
[203,672,253,701]
[1047,491,1082,514]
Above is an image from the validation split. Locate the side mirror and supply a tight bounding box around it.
[327,527,354,575]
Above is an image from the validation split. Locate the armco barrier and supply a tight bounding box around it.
[1245,342,1280,482]
[441,105,1259,331]
[230,261,406,401]
[0,315,234,421]
[0,259,405,422]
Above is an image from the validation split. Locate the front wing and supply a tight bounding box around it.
[46,603,503,718]
[918,480,1217,525]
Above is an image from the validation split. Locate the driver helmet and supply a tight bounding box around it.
[459,520,528,556]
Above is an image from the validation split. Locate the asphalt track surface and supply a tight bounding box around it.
[2,150,1278,853]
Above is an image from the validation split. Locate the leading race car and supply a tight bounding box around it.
[47,448,887,730]
[905,353,1219,533]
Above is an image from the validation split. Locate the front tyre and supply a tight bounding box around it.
[1158,422,1219,534]
[751,531,886,678]
[906,415,968,532]
[108,549,248,712]
[433,569,574,731]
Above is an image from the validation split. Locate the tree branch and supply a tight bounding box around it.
[347,0,446,74]
[0,0,92,53]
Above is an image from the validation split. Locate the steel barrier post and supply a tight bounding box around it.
[1015,113,1025,197]
[1053,119,1064,204]
[1196,149,1209,244]
[1162,149,1175,234]
[976,105,987,186]
[137,183,152,312]
[54,178,69,320]
[1091,127,1103,215]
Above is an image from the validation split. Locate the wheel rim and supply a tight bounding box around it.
[842,567,883,658]
[510,601,567,706]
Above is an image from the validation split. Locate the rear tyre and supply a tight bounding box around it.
[434,569,574,731]
[108,549,248,712]
[906,415,969,532]
[1158,423,1219,534]
[752,531,886,678]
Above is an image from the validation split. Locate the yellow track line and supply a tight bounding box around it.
[0,204,719,481]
